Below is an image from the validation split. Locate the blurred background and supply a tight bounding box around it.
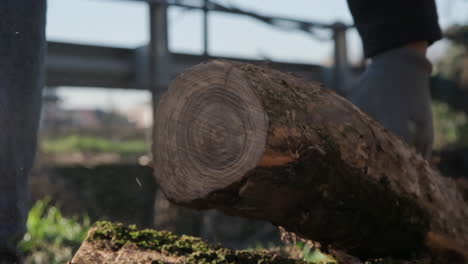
[25,0,468,263]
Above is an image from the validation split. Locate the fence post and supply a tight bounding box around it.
[332,22,350,95]
[148,1,170,100]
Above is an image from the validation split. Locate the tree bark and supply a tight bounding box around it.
[153,60,468,261]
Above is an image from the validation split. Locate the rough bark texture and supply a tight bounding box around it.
[153,60,468,261]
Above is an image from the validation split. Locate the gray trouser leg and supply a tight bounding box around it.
[347,47,433,158]
[0,0,47,259]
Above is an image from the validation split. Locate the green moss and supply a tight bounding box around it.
[88,221,308,264]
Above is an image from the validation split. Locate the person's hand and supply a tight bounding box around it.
[347,47,434,158]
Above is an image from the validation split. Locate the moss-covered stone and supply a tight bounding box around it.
[79,221,431,264]
[87,221,308,264]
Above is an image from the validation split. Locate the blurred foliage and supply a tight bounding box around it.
[432,101,468,149]
[20,199,91,264]
[430,24,468,149]
[41,135,147,153]
[434,44,466,82]
[445,24,468,47]
[297,242,337,264]
[433,25,468,93]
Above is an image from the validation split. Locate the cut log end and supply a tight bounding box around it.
[154,60,268,203]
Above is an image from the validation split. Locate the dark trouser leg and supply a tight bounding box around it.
[345,1,441,158]
[346,0,442,58]
[0,0,47,261]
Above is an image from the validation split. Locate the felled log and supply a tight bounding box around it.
[153,60,468,260]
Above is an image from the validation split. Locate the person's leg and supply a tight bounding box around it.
[346,0,442,158]
[347,0,441,58]
[0,1,47,262]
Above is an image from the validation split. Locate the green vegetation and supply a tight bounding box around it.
[41,135,147,153]
[434,43,466,82]
[430,27,468,150]
[20,199,91,264]
[432,101,468,149]
[297,242,336,264]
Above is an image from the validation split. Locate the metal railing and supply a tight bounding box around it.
[46,0,354,96]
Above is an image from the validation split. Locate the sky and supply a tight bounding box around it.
[46,0,468,110]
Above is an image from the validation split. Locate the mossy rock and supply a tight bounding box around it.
[70,222,433,264]
[70,221,309,264]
